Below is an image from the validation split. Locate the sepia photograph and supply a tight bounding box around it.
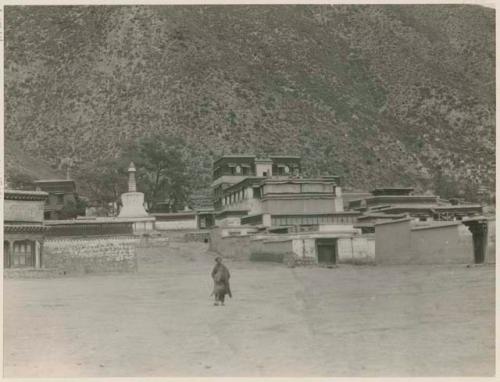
[1,1,496,378]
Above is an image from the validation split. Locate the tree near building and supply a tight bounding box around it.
[5,170,36,190]
[126,133,195,212]
[59,195,88,219]
[74,158,128,214]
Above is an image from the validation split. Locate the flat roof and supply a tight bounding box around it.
[370,187,415,196]
[379,204,482,211]
[151,211,196,215]
[374,217,413,226]
[371,187,414,191]
[5,189,48,196]
[4,189,49,201]
[222,176,341,196]
[34,179,75,183]
[411,221,463,231]
[214,154,302,163]
[357,213,407,220]
[213,155,256,163]
[261,178,337,185]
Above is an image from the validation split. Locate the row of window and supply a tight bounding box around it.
[213,164,300,179]
[222,187,262,206]
[272,215,356,226]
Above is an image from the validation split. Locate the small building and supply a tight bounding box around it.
[374,217,492,265]
[34,179,78,220]
[209,225,375,265]
[4,189,48,268]
[189,191,215,229]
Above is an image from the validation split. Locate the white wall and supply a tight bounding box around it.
[216,216,243,227]
[338,237,375,264]
[155,219,197,231]
[220,227,259,237]
[292,238,316,259]
[318,224,356,232]
[4,199,45,222]
[256,162,273,176]
[335,197,344,212]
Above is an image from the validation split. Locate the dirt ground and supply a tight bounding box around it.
[3,242,495,377]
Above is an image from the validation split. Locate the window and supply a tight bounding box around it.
[11,240,34,267]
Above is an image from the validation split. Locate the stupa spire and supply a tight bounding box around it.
[128,162,137,192]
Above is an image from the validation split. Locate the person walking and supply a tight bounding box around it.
[211,257,232,306]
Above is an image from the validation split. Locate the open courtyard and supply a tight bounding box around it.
[3,242,495,377]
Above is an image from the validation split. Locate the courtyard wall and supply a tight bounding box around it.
[43,236,139,274]
[375,219,474,264]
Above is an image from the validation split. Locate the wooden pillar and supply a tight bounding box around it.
[4,240,11,269]
[35,240,41,269]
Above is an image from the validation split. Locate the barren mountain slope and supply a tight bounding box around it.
[4,5,495,194]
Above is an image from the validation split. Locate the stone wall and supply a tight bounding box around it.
[184,231,211,242]
[136,235,170,248]
[209,228,254,259]
[43,237,139,274]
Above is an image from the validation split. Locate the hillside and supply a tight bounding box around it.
[4,5,495,196]
[4,141,65,188]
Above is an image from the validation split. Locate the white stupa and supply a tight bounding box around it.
[118,162,149,218]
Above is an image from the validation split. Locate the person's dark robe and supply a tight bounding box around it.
[211,263,232,299]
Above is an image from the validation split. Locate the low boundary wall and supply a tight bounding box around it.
[43,236,139,274]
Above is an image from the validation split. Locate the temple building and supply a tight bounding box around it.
[212,155,302,210]
[34,179,78,220]
[212,155,358,228]
[4,189,48,268]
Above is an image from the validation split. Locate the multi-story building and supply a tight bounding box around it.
[212,155,358,228]
[212,155,302,210]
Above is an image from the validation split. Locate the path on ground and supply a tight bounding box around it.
[3,242,495,377]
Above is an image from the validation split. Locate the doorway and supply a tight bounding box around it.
[464,220,488,264]
[316,239,337,264]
